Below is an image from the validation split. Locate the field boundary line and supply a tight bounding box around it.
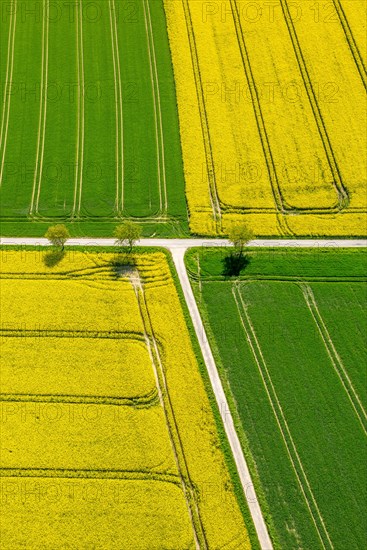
[230,1,284,219]
[146,0,168,213]
[77,0,85,216]
[280,0,349,210]
[72,1,85,218]
[0,0,17,188]
[230,0,293,237]
[334,0,367,90]
[0,388,159,408]
[72,1,80,217]
[172,248,273,550]
[301,283,367,435]
[233,284,334,550]
[0,328,145,340]
[0,468,180,485]
[143,0,168,215]
[231,0,344,225]
[0,389,158,407]
[109,0,124,214]
[30,0,50,216]
[0,1,14,154]
[181,0,222,229]
[130,271,207,549]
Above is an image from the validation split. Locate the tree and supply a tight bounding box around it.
[228,224,254,258]
[114,221,141,252]
[223,223,254,276]
[45,224,70,250]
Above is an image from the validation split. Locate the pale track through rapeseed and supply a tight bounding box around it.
[130,270,206,549]
[181,0,222,230]
[279,0,349,211]
[333,0,367,90]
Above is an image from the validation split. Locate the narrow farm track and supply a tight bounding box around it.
[301,283,367,435]
[142,0,168,215]
[0,388,159,407]
[280,0,349,210]
[1,237,366,249]
[0,467,180,485]
[181,0,222,229]
[0,327,144,339]
[231,0,297,237]
[0,4,14,154]
[333,0,367,90]
[171,248,273,550]
[230,0,284,218]
[131,273,206,549]
[233,284,334,550]
[231,0,348,217]
[72,0,85,218]
[0,0,17,187]
[77,0,85,217]
[30,0,50,216]
[109,0,124,215]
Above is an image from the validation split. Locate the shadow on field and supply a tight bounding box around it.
[222,255,249,277]
[110,253,136,279]
[43,249,65,267]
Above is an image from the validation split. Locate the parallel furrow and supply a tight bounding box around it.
[301,283,367,435]
[0,388,159,408]
[72,0,85,218]
[230,0,296,236]
[143,0,168,215]
[0,328,144,340]
[0,468,180,485]
[233,283,334,550]
[333,0,367,90]
[30,0,49,216]
[0,0,17,187]
[230,0,284,213]
[131,273,207,549]
[280,0,349,210]
[181,0,221,229]
[109,0,124,215]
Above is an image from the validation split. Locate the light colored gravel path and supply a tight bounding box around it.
[171,247,274,550]
[1,237,366,248]
[1,236,365,549]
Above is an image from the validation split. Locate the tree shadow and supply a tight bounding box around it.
[222,254,249,278]
[110,253,136,279]
[43,249,65,268]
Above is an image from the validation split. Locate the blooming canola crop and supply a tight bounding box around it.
[0,250,251,548]
[164,0,367,236]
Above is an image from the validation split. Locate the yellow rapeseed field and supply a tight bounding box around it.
[1,337,154,400]
[339,0,367,64]
[1,480,194,549]
[0,250,251,548]
[164,0,367,236]
[142,254,251,547]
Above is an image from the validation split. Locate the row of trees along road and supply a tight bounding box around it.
[44,222,253,275]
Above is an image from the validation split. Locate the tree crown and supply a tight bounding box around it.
[45,224,70,248]
[228,224,254,251]
[114,221,141,250]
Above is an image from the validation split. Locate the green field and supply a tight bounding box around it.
[186,248,367,549]
[0,0,187,236]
